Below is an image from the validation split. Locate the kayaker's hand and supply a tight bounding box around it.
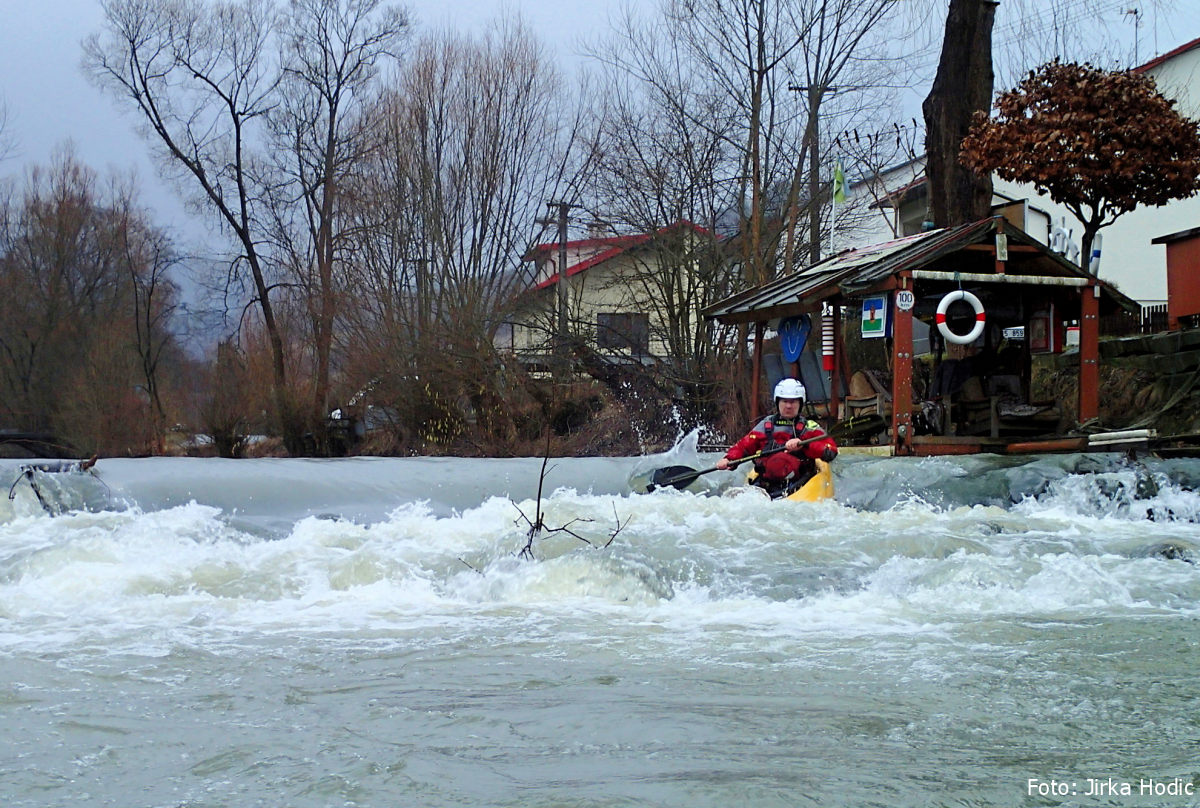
[785,438,802,452]
[821,446,838,462]
[716,457,732,470]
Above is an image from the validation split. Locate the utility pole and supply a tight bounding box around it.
[786,83,833,267]
[536,200,579,378]
[805,84,825,266]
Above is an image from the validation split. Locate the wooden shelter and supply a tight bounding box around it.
[704,216,1139,456]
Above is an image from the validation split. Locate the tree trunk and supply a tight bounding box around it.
[922,0,997,227]
[247,252,306,455]
[1080,226,1098,277]
[309,128,338,457]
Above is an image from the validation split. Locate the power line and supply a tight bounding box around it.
[904,0,1155,76]
[990,0,1129,41]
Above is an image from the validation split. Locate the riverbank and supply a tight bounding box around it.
[8,333,1200,462]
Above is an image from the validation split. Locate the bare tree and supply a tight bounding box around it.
[199,339,252,457]
[583,0,914,428]
[831,118,925,239]
[337,19,586,453]
[781,0,915,270]
[85,0,408,454]
[266,0,407,452]
[0,149,182,453]
[113,195,181,451]
[0,155,122,433]
[0,100,14,164]
[584,21,736,364]
[84,0,307,448]
[654,0,817,287]
[581,2,813,425]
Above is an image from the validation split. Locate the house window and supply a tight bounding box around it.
[597,312,649,355]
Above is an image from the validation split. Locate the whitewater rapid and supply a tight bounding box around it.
[2,450,1199,807]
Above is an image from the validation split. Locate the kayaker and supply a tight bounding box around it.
[716,378,838,495]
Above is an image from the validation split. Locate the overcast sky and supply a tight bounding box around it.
[2,0,1198,235]
[0,0,621,234]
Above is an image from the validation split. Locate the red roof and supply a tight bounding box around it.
[1134,36,1200,74]
[872,174,928,209]
[530,236,651,291]
[527,220,710,292]
[525,233,646,259]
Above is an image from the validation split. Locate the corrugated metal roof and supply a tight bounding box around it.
[704,220,991,322]
[703,216,1137,323]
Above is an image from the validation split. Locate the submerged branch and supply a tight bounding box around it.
[510,442,627,561]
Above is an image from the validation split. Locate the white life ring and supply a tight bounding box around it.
[935,290,986,345]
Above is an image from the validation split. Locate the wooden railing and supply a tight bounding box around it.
[1100,304,1168,337]
[1142,304,1169,333]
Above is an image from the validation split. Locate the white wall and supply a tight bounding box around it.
[839,43,1200,303]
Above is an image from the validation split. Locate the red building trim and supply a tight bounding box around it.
[526,220,712,292]
[1134,36,1200,74]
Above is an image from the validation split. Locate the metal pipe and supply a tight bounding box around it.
[1005,438,1088,453]
[1089,429,1156,445]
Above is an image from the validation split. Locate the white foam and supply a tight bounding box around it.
[3,455,1199,657]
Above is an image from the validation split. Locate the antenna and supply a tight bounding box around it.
[1124,7,1142,65]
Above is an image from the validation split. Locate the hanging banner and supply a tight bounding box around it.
[821,315,835,371]
[779,315,811,363]
[861,294,890,339]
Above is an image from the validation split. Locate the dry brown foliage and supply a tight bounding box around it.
[961,60,1200,261]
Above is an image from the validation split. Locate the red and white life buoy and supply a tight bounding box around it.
[935,290,986,345]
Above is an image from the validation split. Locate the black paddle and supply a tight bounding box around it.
[646,434,825,492]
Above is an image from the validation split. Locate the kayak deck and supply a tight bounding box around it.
[744,459,834,501]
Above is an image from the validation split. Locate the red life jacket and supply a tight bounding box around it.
[755,417,816,484]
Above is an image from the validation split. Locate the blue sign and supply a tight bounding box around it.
[779,315,811,362]
[861,295,890,339]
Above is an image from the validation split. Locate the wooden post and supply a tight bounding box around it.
[1078,282,1100,424]
[892,275,915,455]
[751,321,765,417]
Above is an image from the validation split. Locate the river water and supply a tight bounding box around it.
[3,441,1200,807]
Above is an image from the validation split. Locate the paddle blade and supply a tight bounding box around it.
[647,465,701,492]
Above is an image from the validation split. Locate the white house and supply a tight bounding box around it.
[844,36,1200,304]
[502,221,713,368]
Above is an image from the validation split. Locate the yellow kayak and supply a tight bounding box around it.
[745,459,835,501]
[785,458,835,501]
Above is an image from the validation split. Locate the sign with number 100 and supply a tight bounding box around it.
[895,290,915,312]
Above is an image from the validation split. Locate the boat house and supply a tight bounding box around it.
[703,216,1139,456]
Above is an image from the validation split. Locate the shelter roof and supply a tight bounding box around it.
[703,216,1138,325]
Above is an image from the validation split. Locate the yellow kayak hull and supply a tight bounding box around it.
[746,459,835,501]
[785,458,834,501]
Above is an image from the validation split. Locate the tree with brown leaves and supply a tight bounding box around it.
[961,60,1200,270]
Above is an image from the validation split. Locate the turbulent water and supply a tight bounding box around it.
[3,442,1200,807]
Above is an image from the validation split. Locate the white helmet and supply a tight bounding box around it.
[774,378,806,402]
